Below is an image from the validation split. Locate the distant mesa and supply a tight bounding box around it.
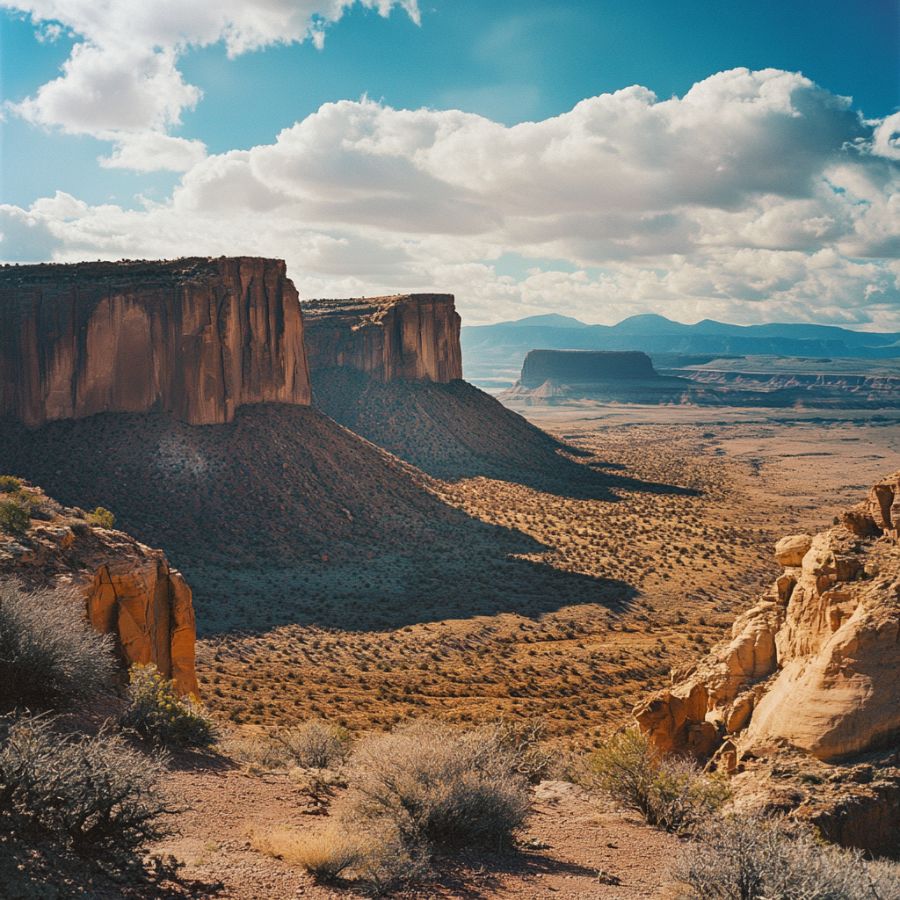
[520,349,659,388]
[0,257,310,428]
[302,294,462,384]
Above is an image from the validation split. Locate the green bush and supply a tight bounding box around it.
[0,580,114,709]
[0,714,171,870]
[589,728,729,833]
[344,720,530,850]
[0,475,22,493]
[0,496,30,536]
[674,814,900,899]
[87,506,116,529]
[120,664,215,749]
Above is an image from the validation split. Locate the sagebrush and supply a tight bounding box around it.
[0,714,171,870]
[0,580,114,709]
[589,727,729,833]
[675,814,900,899]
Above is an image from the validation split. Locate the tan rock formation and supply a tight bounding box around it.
[0,257,310,427]
[0,483,198,695]
[302,294,462,383]
[634,471,900,764]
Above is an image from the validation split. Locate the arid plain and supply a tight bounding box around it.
[195,404,900,749]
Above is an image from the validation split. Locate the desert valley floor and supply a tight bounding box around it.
[194,406,900,747]
[145,403,899,899]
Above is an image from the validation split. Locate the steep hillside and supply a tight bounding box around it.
[0,479,198,694]
[305,295,582,481]
[0,257,310,426]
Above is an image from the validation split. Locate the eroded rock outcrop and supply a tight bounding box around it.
[302,294,462,384]
[0,482,198,695]
[635,472,900,763]
[0,257,310,427]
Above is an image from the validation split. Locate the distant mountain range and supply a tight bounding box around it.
[461,313,900,389]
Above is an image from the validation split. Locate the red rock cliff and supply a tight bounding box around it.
[302,294,462,383]
[0,482,198,695]
[0,257,311,427]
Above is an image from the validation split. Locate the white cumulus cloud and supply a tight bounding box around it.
[1,69,898,328]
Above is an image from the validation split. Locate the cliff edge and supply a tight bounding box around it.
[0,481,198,695]
[0,257,310,427]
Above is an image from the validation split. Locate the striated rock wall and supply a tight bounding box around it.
[0,257,310,427]
[519,349,658,388]
[0,483,198,695]
[634,471,900,764]
[302,294,462,384]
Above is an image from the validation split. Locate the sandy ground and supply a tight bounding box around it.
[153,767,682,899]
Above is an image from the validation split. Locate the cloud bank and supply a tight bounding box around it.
[5,0,421,170]
[2,68,899,326]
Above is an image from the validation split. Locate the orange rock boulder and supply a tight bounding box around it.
[0,483,198,695]
[634,471,900,764]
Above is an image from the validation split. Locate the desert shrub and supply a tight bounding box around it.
[344,720,530,850]
[674,814,900,899]
[488,717,554,783]
[254,820,425,891]
[275,719,348,769]
[589,728,729,833]
[0,580,115,709]
[0,475,22,493]
[0,496,30,536]
[0,714,170,869]
[120,664,215,749]
[87,506,116,529]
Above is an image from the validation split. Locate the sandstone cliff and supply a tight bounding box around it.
[635,472,900,763]
[0,482,198,695]
[0,257,310,427]
[302,294,462,384]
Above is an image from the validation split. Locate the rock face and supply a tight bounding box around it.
[0,482,198,695]
[634,472,900,764]
[519,350,658,388]
[302,294,462,384]
[0,257,310,427]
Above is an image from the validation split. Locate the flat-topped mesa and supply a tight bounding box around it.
[302,294,462,383]
[0,257,311,427]
[520,349,658,388]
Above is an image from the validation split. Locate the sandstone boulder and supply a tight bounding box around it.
[634,471,900,764]
[774,533,812,567]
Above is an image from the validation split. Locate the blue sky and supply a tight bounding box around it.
[1,0,899,326]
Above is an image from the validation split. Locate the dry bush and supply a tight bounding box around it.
[0,580,114,710]
[224,719,347,771]
[0,714,171,871]
[120,664,215,749]
[674,815,900,899]
[0,475,22,493]
[488,717,555,783]
[253,824,362,881]
[589,728,729,833]
[275,719,348,769]
[344,720,530,850]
